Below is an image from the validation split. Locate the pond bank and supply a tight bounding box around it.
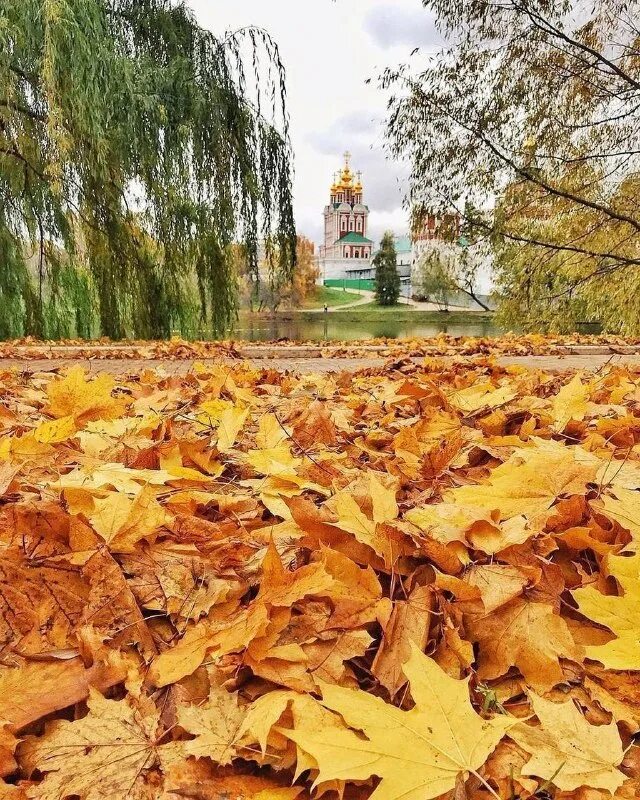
[233,308,500,342]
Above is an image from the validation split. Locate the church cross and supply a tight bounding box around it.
[343,150,351,167]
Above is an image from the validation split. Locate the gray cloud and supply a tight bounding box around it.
[307,112,408,215]
[364,4,441,50]
[307,111,382,154]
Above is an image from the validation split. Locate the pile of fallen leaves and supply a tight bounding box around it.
[2,357,640,799]
[321,332,640,359]
[2,332,640,361]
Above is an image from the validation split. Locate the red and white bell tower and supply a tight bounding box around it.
[319,152,373,280]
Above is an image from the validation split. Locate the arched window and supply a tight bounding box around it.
[349,218,354,231]
[341,216,347,231]
[354,250,360,259]
[356,217,362,232]
[345,248,350,258]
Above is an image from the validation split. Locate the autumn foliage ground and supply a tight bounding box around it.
[2,341,640,799]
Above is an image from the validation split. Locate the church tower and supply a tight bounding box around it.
[319,152,373,281]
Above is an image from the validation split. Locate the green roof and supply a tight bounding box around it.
[338,231,373,244]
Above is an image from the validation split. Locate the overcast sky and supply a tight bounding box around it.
[189,0,441,247]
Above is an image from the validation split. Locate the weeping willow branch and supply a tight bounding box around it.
[0,0,296,339]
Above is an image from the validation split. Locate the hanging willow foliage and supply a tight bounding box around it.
[0,0,296,339]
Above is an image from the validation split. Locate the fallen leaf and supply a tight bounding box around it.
[177,686,246,765]
[285,644,515,800]
[511,692,625,793]
[552,374,589,432]
[466,599,583,691]
[573,551,640,669]
[45,367,127,423]
[20,689,164,800]
[88,485,168,552]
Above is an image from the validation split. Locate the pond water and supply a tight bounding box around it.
[230,313,504,342]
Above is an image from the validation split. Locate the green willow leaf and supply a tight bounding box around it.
[0,0,296,338]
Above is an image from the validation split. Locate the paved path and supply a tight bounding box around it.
[2,353,640,375]
[303,291,372,312]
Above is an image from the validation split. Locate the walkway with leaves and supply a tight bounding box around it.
[1,352,640,375]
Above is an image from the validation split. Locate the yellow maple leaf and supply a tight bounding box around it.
[218,405,250,452]
[197,399,249,452]
[177,687,245,765]
[45,366,127,423]
[511,692,625,793]
[551,373,589,431]
[51,463,174,494]
[445,449,596,521]
[330,472,398,559]
[595,488,640,547]
[284,644,515,800]
[89,485,168,552]
[448,381,517,413]
[255,542,336,608]
[256,413,289,449]
[405,503,534,554]
[466,599,583,691]
[158,444,219,482]
[573,550,640,669]
[148,603,270,688]
[246,445,300,479]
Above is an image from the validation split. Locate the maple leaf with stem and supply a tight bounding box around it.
[444,448,597,521]
[283,644,515,800]
[177,687,246,765]
[330,472,399,562]
[465,599,584,691]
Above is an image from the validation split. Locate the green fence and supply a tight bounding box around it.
[324,278,375,291]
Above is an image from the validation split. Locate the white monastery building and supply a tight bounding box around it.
[319,152,373,281]
[410,212,462,267]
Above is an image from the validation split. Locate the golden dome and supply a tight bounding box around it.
[340,168,353,186]
[330,154,362,194]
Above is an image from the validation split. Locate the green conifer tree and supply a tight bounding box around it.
[374,232,400,306]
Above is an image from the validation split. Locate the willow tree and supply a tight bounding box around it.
[0,0,296,339]
[383,0,640,332]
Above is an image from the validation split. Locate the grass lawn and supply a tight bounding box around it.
[302,286,361,309]
[329,303,494,324]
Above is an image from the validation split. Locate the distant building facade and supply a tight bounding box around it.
[410,212,462,267]
[319,152,373,281]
